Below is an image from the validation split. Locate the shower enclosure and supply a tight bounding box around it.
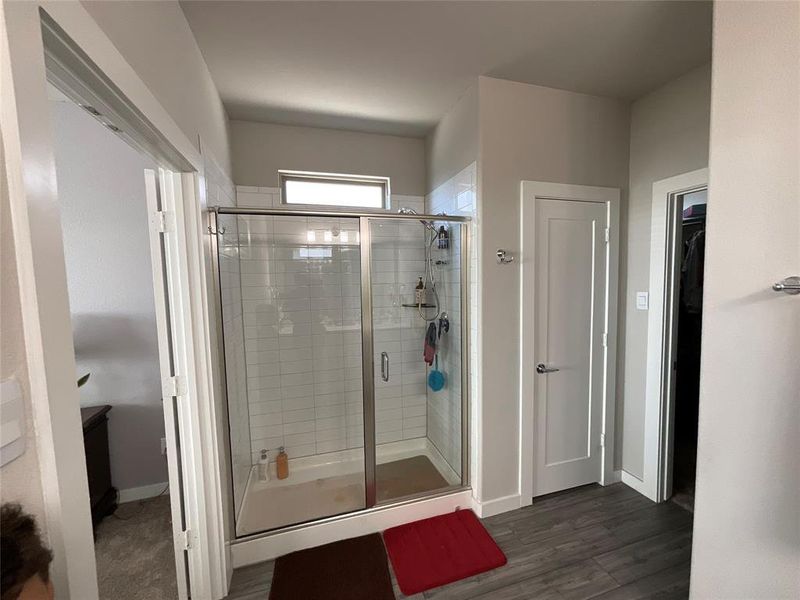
[211,207,469,537]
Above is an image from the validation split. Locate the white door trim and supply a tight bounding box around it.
[643,168,708,502]
[519,181,620,506]
[1,3,228,598]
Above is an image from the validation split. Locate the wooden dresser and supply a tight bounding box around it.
[80,405,117,529]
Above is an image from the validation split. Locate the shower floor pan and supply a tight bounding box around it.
[236,438,459,537]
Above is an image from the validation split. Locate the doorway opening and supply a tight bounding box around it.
[47,82,178,600]
[666,188,707,512]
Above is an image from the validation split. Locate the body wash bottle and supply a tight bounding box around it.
[415,277,425,305]
[276,446,289,480]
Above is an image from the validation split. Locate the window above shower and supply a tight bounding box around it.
[279,170,390,210]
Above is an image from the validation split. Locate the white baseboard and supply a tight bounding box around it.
[620,470,648,496]
[118,481,169,503]
[472,493,522,518]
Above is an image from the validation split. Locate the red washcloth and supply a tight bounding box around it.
[424,323,437,365]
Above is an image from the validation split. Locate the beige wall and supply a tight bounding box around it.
[231,120,426,196]
[81,0,232,175]
[477,76,630,501]
[618,64,711,477]
[691,1,799,596]
[426,84,478,193]
[0,135,47,529]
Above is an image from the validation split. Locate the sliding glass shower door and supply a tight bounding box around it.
[214,209,468,537]
[216,212,366,536]
[364,218,465,505]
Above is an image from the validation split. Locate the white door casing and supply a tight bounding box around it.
[642,168,708,503]
[144,169,190,599]
[520,182,620,503]
[144,168,227,600]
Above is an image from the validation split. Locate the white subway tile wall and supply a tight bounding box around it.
[229,189,430,467]
[425,162,478,477]
[369,219,431,447]
[237,214,364,462]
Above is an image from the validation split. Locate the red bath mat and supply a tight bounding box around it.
[383,509,507,595]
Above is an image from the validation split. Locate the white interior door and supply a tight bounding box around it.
[532,198,607,496]
[144,168,190,600]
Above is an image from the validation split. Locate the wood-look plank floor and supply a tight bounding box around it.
[225,483,693,600]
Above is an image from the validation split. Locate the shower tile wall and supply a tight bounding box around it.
[233,188,427,463]
[370,220,429,446]
[425,162,478,475]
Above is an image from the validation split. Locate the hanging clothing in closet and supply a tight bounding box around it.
[681,229,705,314]
[672,215,706,507]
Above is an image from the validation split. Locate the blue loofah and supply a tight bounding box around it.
[428,355,445,391]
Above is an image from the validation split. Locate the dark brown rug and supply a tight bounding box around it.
[269,533,395,600]
[376,455,450,502]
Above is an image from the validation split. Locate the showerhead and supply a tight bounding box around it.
[398,207,437,233]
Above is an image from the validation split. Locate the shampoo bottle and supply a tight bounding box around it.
[415,277,425,305]
[437,225,449,250]
[276,446,289,480]
[258,449,270,482]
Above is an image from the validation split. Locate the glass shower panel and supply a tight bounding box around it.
[368,218,463,504]
[221,214,365,536]
[217,214,250,520]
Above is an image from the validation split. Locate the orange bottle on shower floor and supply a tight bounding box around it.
[276,446,289,480]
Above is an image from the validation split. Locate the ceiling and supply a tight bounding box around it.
[180,1,711,138]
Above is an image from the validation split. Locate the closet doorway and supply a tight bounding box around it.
[644,168,708,507]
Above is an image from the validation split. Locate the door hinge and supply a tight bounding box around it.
[180,529,192,550]
[162,375,186,398]
[600,433,606,448]
[602,332,608,348]
[152,210,175,233]
[604,227,610,244]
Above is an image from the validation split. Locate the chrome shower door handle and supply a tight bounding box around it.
[381,352,389,382]
[536,363,559,374]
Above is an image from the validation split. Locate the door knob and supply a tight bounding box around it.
[536,363,559,374]
[772,276,800,295]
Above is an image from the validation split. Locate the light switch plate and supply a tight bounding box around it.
[636,291,649,311]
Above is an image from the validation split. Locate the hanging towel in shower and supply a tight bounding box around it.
[424,323,437,366]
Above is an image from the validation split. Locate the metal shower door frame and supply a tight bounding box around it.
[359,214,470,509]
[210,206,471,527]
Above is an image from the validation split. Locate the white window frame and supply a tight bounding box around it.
[279,170,390,210]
